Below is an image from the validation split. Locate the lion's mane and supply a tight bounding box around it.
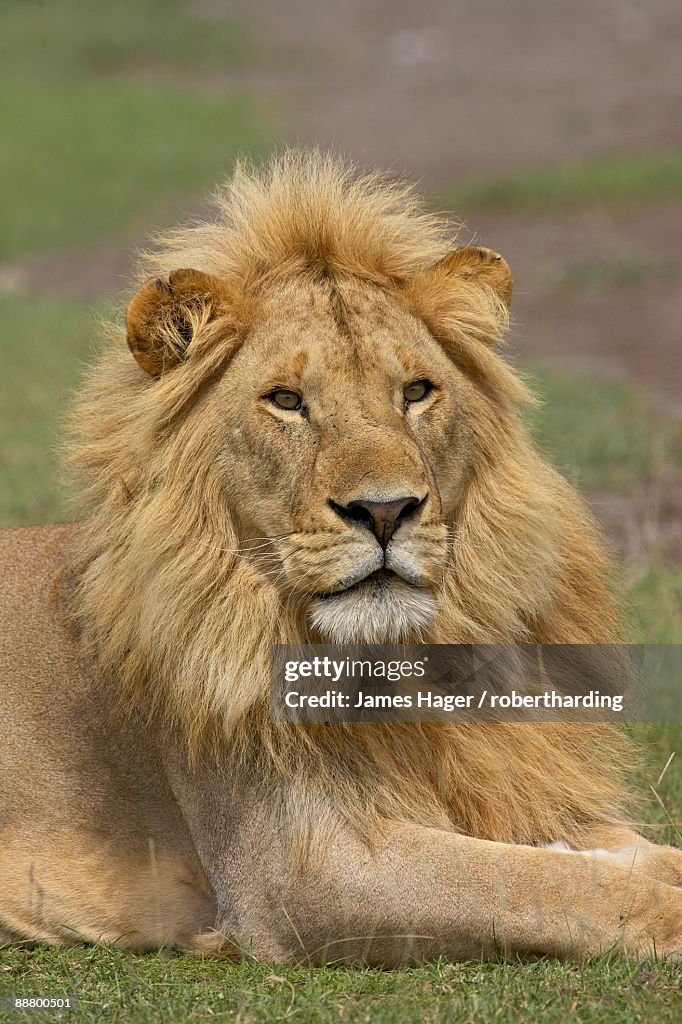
[67,152,633,849]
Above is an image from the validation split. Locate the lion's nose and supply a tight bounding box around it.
[330,495,425,547]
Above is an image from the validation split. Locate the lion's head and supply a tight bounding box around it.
[69,152,621,759]
[127,256,510,645]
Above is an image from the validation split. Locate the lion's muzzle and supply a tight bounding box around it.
[277,496,448,642]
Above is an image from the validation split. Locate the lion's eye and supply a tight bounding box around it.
[269,389,303,411]
[404,380,433,403]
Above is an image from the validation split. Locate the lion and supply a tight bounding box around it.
[0,151,680,963]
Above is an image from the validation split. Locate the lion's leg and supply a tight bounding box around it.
[217,822,682,965]
[552,825,682,888]
[0,837,216,951]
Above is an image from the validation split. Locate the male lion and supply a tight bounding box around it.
[1,153,680,962]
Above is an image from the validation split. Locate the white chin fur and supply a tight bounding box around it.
[308,577,437,644]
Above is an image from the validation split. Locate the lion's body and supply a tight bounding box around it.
[1,152,680,961]
[0,524,214,948]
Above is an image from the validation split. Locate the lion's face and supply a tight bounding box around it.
[203,276,473,643]
[125,235,512,647]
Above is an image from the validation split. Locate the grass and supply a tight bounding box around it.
[441,151,682,211]
[630,569,681,645]
[0,0,251,81]
[528,368,675,492]
[0,0,268,260]
[0,293,102,527]
[0,950,680,1023]
[0,80,268,260]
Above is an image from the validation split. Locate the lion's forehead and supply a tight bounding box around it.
[240,278,438,381]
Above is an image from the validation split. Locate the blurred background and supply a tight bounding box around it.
[0,0,680,641]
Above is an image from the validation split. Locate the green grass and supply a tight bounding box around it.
[0,293,101,527]
[0,0,251,81]
[528,368,674,492]
[0,0,268,260]
[441,152,682,211]
[0,949,680,1024]
[630,569,682,645]
[1,942,681,1024]
[0,79,268,260]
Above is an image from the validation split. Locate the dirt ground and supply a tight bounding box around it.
[9,0,682,560]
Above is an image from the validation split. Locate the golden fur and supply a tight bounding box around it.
[67,150,632,855]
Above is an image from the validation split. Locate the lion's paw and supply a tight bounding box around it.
[546,840,682,888]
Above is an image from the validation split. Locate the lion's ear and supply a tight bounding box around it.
[431,246,513,309]
[126,268,228,376]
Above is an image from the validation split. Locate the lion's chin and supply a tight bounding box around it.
[308,573,437,644]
